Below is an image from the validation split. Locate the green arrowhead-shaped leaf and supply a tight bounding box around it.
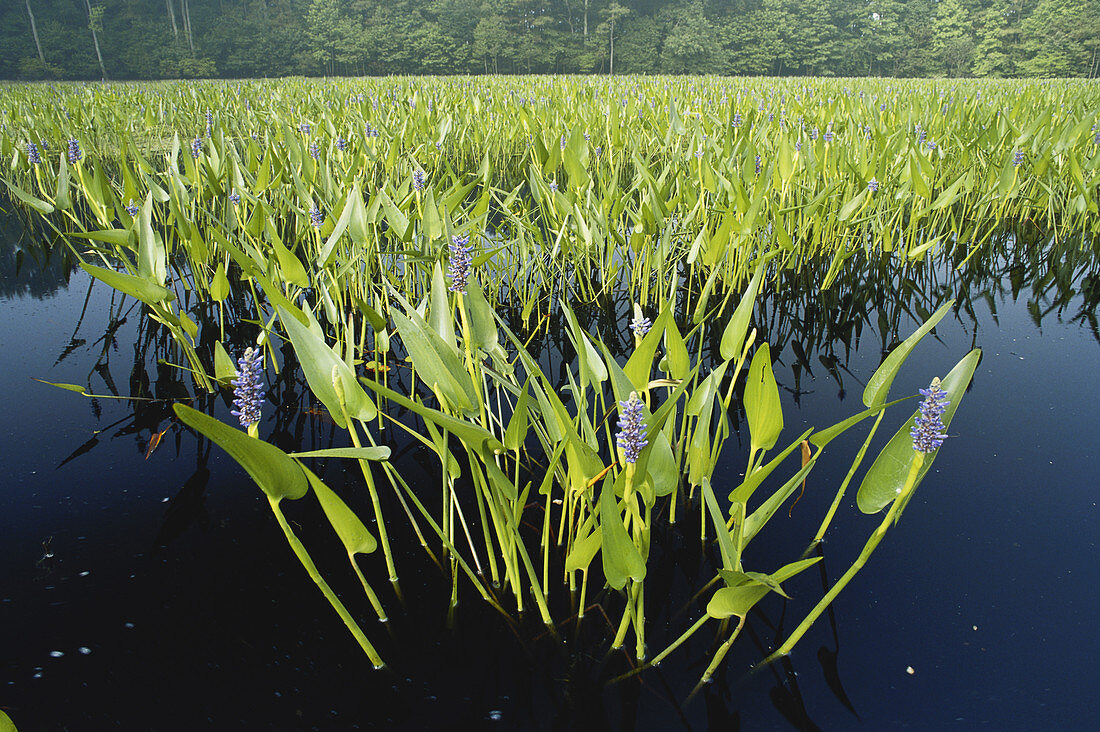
[301,464,377,555]
[173,404,307,502]
[599,477,646,591]
[857,349,981,514]
[80,263,173,306]
[277,305,376,427]
[706,557,820,619]
[863,300,954,409]
[744,343,783,455]
[3,177,54,214]
[720,263,764,361]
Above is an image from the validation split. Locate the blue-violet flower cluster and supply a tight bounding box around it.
[231,347,265,429]
[67,138,82,164]
[911,379,949,453]
[27,142,41,165]
[447,234,473,294]
[616,392,648,464]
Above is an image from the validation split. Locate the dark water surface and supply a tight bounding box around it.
[1,219,1097,730]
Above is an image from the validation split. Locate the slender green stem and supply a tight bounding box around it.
[766,453,925,663]
[268,497,383,668]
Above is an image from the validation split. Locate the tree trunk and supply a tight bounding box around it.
[25,0,47,65]
[165,0,178,41]
[182,0,195,54]
[83,0,107,80]
[584,0,588,40]
[609,21,614,75]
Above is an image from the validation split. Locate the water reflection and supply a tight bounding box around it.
[4,218,1098,729]
[0,210,77,301]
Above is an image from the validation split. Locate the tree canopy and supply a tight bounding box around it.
[3,0,1097,80]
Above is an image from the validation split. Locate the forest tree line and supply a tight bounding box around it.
[3,0,1098,81]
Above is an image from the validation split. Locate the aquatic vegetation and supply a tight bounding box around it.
[1,74,1032,687]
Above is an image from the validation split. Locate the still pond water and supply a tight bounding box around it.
[1,217,1097,730]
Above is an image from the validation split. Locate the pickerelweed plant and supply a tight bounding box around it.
[161,254,977,686]
[3,74,1022,688]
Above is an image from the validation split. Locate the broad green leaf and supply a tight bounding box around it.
[2,178,53,214]
[79,263,173,306]
[706,557,820,619]
[69,229,131,247]
[720,263,764,361]
[599,478,646,590]
[565,526,603,573]
[428,261,457,351]
[210,263,230,302]
[301,464,377,555]
[269,224,310,287]
[173,404,307,502]
[664,311,690,379]
[857,349,981,514]
[463,278,499,353]
[744,343,783,455]
[213,341,236,384]
[136,192,166,285]
[390,308,476,413]
[277,305,376,427]
[0,708,16,732]
[503,382,530,453]
[862,299,954,408]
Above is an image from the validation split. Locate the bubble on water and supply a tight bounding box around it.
[489,711,503,721]
[78,646,91,655]
[124,622,135,629]
[79,571,90,577]
[49,650,64,658]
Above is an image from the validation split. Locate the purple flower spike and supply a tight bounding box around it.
[448,234,473,294]
[27,142,41,165]
[616,392,648,464]
[67,138,82,164]
[911,379,950,453]
[231,346,265,429]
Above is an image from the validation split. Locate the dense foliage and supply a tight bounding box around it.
[3,0,1098,81]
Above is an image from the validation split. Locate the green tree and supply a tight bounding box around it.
[931,0,976,76]
[661,1,720,73]
[597,2,630,74]
[1018,0,1088,76]
[307,0,354,75]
